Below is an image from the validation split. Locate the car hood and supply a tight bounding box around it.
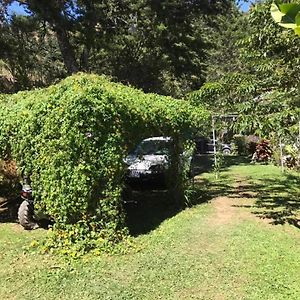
[126,155,168,170]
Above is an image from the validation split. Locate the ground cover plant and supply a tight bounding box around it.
[0,159,300,299]
[0,73,208,254]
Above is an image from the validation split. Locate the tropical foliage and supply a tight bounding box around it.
[271,1,300,36]
[1,0,300,256]
[188,0,300,145]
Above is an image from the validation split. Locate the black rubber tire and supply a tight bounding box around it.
[222,148,231,155]
[18,200,39,230]
[122,186,134,204]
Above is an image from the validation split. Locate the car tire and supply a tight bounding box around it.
[122,186,135,204]
[18,200,39,230]
[222,148,231,155]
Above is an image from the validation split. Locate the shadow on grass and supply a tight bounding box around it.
[188,155,250,204]
[192,154,250,175]
[221,155,251,171]
[124,191,181,236]
[125,155,300,235]
[253,173,300,228]
[125,155,248,236]
[232,171,300,228]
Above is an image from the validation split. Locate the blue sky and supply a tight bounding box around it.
[8,2,27,15]
[240,1,253,12]
[8,1,253,16]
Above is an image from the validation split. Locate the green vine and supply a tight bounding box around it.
[0,73,209,254]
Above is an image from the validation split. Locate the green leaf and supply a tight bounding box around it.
[294,26,300,36]
[277,3,300,18]
[271,2,286,24]
[271,2,300,29]
[295,12,300,26]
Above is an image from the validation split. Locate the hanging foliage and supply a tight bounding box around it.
[0,73,209,255]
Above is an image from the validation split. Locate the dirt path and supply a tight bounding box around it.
[208,177,259,226]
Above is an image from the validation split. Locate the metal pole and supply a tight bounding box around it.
[212,116,217,167]
[298,121,300,167]
[279,138,284,173]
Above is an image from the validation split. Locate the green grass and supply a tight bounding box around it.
[230,162,300,226]
[1,158,300,299]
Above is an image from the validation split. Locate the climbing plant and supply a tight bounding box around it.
[0,73,209,255]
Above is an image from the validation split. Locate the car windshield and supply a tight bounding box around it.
[135,140,171,156]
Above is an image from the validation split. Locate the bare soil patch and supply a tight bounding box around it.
[209,196,254,226]
[208,177,258,226]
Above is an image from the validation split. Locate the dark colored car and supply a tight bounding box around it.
[124,137,192,191]
[195,137,231,155]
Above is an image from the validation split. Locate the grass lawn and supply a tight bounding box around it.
[1,157,300,299]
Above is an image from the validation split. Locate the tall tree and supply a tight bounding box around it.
[1,0,238,95]
[85,0,238,97]
[189,0,300,139]
[2,0,78,74]
[0,15,66,91]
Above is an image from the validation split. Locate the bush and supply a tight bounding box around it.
[0,73,209,254]
[232,135,247,155]
[253,140,272,162]
[0,159,20,220]
[232,134,259,156]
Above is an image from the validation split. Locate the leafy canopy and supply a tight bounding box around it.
[189,1,300,140]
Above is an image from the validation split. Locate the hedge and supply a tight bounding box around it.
[0,73,209,254]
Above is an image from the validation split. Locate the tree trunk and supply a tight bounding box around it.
[80,46,90,72]
[168,135,184,207]
[55,26,79,74]
[16,0,80,74]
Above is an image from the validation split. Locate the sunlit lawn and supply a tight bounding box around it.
[1,158,300,299]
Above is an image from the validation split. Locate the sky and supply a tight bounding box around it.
[8,1,253,16]
[240,1,252,12]
[8,2,27,15]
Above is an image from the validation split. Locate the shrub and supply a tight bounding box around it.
[232,135,247,155]
[0,73,209,254]
[253,140,272,162]
[283,144,300,169]
[232,134,259,156]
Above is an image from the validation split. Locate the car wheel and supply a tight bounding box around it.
[122,186,135,204]
[18,200,39,230]
[222,148,231,155]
